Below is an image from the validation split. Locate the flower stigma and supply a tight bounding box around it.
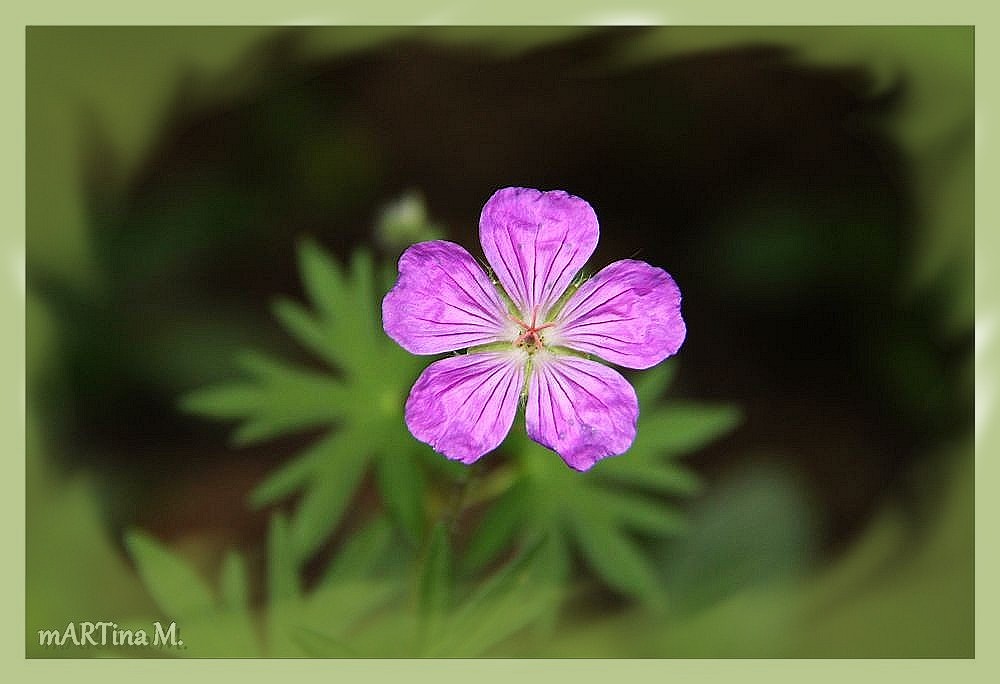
[510,310,555,353]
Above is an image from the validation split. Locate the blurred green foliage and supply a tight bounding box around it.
[170,235,738,655]
[183,243,431,553]
[465,369,738,605]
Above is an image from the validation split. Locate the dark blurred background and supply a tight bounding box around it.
[26,26,974,656]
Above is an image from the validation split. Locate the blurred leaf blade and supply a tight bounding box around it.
[123,530,217,622]
[434,540,558,657]
[220,550,249,613]
[374,450,426,544]
[289,626,363,658]
[268,513,300,605]
[565,513,663,604]
[632,402,742,456]
[418,523,452,653]
[248,433,338,509]
[462,480,529,574]
[321,515,396,585]
[271,298,341,370]
[289,439,369,563]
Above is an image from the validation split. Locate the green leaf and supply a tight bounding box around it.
[523,529,569,638]
[591,488,689,537]
[500,374,738,605]
[296,579,401,647]
[633,403,741,455]
[596,460,702,495]
[231,351,350,445]
[536,526,571,588]
[461,480,528,574]
[289,626,362,657]
[124,530,217,621]
[418,523,451,651]
[565,513,663,604]
[320,515,396,584]
[436,540,556,657]
[271,298,341,370]
[182,243,446,569]
[295,240,376,374]
[348,249,377,350]
[298,239,348,323]
[374,451,425,544]
[220,550,249,612]
[184,349,350,447]
[454,540,544,624]
[180,382,266,418]
[268,513,300,604]
[248,433,337,509]
[633,363,677,404]
[290,450,368,563]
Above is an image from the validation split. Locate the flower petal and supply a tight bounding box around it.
[549,259,685,370]
[479,187,599,319]
[383,241,513,354]
[526,354,638,471]
[405,351,526,464]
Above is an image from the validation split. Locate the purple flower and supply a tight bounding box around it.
[382,187,686,471]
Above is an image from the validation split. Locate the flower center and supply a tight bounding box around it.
[510,310,555,353]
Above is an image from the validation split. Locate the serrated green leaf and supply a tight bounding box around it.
[633,403,741,455]
[349,249,377,347]
[248,432,341,509]
[374,451,425,544]
[507,380,730,603]
[296,241,374,374]
[462,480,528,574]
[220,550,248,612]
[183,243,433,564]
[274,249,384,374]
[290,445,369,562]
[298,239,348,322]
[227,365,350,446]
[271,298,342,370]
[235,350,349,405]
[124,530,217,621]
[186,349,351,447]
[566,514,662,603]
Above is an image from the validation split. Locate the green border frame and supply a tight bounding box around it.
[7,1,993,680]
